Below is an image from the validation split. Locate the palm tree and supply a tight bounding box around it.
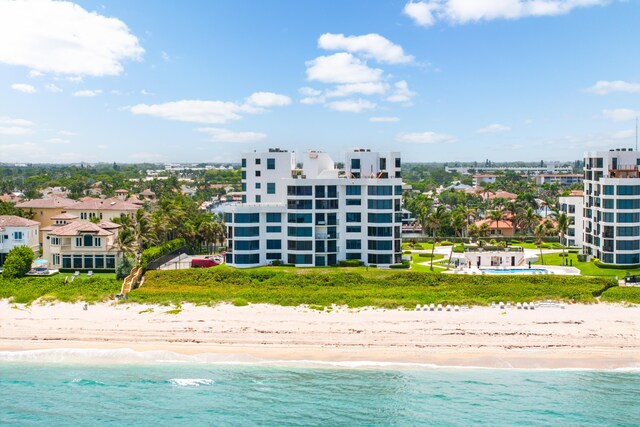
[557,212,571,266]
[488,210,505,238]
[426,205,447,271]
[535,222,547,265]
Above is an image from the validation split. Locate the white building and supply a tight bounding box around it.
[558,191,584,248]
[583,148,640,265]
[0,215,40,267]
[225,149,403,267]
[535,173,583,186]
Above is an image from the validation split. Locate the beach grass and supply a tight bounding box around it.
[0,276,120,304]
[600,286,640,304]
[126,268,616,308]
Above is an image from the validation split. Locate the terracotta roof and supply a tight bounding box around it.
[68,197,139,211]
[50,213,80,220]
[140,189,155,196]
[115,189,128,193]
[47,221,115,237]
[98,221,121,230]
[0,215,40,228]
[0,194,22,203]
[475,219,513,229]
[569,190,584,196]
[16,198,77,209]
[481,191,518,200]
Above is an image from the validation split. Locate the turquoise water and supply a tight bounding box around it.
[1,355,639,426]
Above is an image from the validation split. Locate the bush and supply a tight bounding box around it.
[568,249,579,254]
[270,260,283,266]
[232,298,248,306]
[452,244,465,253]
[439,241,454,246]
[140,238,186,270]
[577,254,588,262]
[339,260,364,267]
[525,239,535,244]
[2,246,34,279]
[538,243,551,249]
[389,260,410,269]
[116,257,134,280]
[594,260,640,270]
[489,239,497,245]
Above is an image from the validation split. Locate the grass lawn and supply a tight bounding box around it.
[535,253,640,277]
[0,276,121,304]
[600,286,640,304]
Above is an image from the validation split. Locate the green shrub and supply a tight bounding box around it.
[594,260,640,270]
[568,249,579,254]
[390,260,410,269]
[270,260,283,266]
[439,241,454,246]
[452,244,465,253]
[140,238,186,270]
[232,298,248,306]
[116,257,134,280]
[2,246,35,279]
[538,243,551,249]
[525,239,535,244]
[489,239,497,245]
[338,259,363,267]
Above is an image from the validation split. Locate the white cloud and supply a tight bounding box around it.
[129,91,290,124]
[28,70,44,78]
[326,82,388,98]
[318,33,413,64]
[140,89,153,96]
[386,80,416,103]
[0,0,143,76]
[97,144,109,149]
[602,108,640,122]
[403,1,439,26]
[403,0,613,26]
[72,89,102,97]
[0,116,35,136]
[477,123,512,133]
[44,83,62,93]
[0,116,34,127]
[396,131,456,144]
[326,99,376,113]
[11,83,36,93]
[245,92,292,108]
[300,96,326,105]
[306,53,383,84]
[0,142,46,160]
[46,138,70,144]
[58,130,77,136]
[369,116,400,123]
[196,127,267,143]
[299,87,322,97]
[586,80,640,95]
[612,129,635,139]
[161,51,170,62]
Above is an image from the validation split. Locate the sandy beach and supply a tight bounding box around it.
[1,300,639,369]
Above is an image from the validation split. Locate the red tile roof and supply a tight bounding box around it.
[0,215,40,228]
[47,220,115,237]
[16,198,77,209]
[69,197,139,211]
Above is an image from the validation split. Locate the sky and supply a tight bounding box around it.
[1,0,639,164]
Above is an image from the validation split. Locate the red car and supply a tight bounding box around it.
[191,257,221,268]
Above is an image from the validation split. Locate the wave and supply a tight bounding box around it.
[168,378,214,387]
[0,348,639,372]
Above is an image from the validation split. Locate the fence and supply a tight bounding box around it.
[145,246,188,270]
[401,235,561,244]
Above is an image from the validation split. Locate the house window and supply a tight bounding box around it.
[51,237,60,245]
[95,255,104,269]
[94,237,102,246]
[106,255,116,269]
[13,231,23,240]
[83,234,93,247]
[76,237,82,247]
[52,254,60,265]
[62,255,71,269]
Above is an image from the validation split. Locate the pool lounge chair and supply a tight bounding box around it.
[429,303,435,311]
[437,304,443,311]
[87,271,93,277]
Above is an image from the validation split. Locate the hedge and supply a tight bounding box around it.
[140,238,186,270]
[594,260,640,270]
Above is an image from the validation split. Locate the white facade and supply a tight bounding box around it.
[558,195,584,248]
[225,149,403,267]
[583,148,640,265]
[0,216,40,267]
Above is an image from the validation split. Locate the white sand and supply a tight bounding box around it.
[1,300,639,369]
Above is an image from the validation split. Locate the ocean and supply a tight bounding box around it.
[1,350,639,426]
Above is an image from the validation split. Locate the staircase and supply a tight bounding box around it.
[120,266,144,295]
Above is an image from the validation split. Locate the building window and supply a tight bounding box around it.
[346,226,361,233]
[255,158,261,165]
[106,255,116,269]
[234,227,260,237]
[266,213,281,223]
[367,186,392,196]
[327,186,337,198]
[235,240,260,251]
[13,231,23,240]
[241,158,246,167]
[52,254,60,265]
[266,226,281,233]
[255,195,261,203]
[95,255,104,269]
[379,158,387,170]
[266,240,281,250]
[288,254,312,264]
[287,199,312,210]
[287,227,313,237]
[51,237,60,245]
[346,199,361,206]
[395,157,401,168]
[368,199,392,209]
[62,255,71,269]
[346,185,361,196]
[234,213,259,223]
[351,159,361,169]
[346,213,361,222]
[287,240,313,251]
[368,213,393,223]
[76,237,82,247]
[267,183,276,194]
[235,254,260,264]
[287,186,312,196]
[346,240,361,250]
[94,237,102,246]
[256,183,261,189]
[266,253,281,260]
[267,158,275,169]
[288,213,312,223]
[83,234,93,247]
[255,170,261,177]
[368,240,392,251]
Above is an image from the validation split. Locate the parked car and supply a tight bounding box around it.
[191,256,222,268]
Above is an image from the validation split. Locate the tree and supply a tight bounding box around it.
[2,246,34,278]
[535,223,547,265]
[488,210,505,238]
[557,212,572,266]
[426,205,447,271]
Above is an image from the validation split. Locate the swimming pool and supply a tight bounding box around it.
[480,268,549,274]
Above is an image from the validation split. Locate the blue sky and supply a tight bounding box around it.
[0,0,639,164]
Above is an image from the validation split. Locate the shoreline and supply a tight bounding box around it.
[1,300,639,370]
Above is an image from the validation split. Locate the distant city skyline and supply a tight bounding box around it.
[1,0,639,164]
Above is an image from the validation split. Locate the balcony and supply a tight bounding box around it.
[609,166,640,178]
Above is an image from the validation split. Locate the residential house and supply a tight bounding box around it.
[0,215,40,267]
[41,214,122,271]
[15,197,78,242]
[66,197,139,222]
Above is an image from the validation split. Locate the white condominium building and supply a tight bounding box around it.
[558,191,584,248]
[225,149,403,267]
[583,148,640,265]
